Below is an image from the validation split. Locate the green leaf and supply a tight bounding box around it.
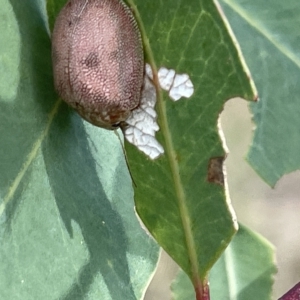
[218,0,300,186]
[171,225,277,300]
[0,0,159,299]
[126,0,255,286]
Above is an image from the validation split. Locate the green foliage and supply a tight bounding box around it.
[127,0,254,283]
[219,0,300,186]
[171,225,276,300]
[0,0,158,299]
[0,0,282,299]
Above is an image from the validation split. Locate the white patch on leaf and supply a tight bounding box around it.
[122,65,194,159]
[157,67,194,101]
[122,64,164,160]
[156,67,175,90]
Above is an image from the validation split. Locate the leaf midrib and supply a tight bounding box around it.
[130,0,201,284]
[158,90,200,282]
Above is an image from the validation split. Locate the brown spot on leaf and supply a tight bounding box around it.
[207,156,225,186]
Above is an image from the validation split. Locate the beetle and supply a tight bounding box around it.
[51,0,144,129]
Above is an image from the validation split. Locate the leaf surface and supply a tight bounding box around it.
[0,0,159,299]
[219,0,300,186]
[126,0,255,286]
[171,225,276,300]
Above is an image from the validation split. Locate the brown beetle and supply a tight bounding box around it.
[52,0,144,129]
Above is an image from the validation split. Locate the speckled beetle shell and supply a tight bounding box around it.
[52,0,144,129]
